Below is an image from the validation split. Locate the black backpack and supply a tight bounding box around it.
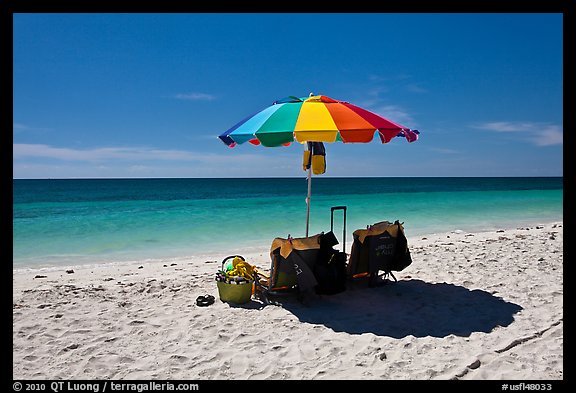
[313,231,347,295]
[391,220,412,272]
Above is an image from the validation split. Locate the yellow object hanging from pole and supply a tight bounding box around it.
[302,149,311,171]
[302,142,326,175]
[312,154,325,175]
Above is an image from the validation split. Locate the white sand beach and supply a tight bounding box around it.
[13,222,563,380]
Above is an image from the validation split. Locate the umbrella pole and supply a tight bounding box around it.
[306,165,312,237]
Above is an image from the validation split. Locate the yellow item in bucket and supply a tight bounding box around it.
[226,257,255,280]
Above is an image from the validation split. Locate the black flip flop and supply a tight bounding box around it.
[196,294,215,307]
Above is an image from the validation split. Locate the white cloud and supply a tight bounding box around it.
[472,121,563,146]
[12,143,303,167]
[12,143,305,178]
[371,105,415,128]
[13,123,29,130]
[405,83,428,93]
[428,147,461,154]
[13,123,51,133]
[534,125,564,146]
[474,122,532,132]
[367,74,387,83]
[174,92,216,101]
[13,144,198,161]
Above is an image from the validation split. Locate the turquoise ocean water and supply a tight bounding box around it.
[13,177,563,269]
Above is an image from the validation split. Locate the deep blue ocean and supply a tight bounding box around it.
[13,177,563,269]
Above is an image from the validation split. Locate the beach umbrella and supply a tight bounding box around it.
[218,94,420,236]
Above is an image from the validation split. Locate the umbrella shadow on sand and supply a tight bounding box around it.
[273,279,523,338]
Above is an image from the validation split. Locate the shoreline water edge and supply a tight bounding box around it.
[13,177,563,270]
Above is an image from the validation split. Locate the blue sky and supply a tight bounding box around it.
[12,13,563,178]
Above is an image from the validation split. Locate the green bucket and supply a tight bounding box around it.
[216,280,253,304]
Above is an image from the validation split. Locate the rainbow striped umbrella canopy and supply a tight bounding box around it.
[218,94,421,236]
[218,94,419,147]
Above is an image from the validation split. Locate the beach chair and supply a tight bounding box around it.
[347,220,412,286]
[254,233,321,302]
[254,230,348,302]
